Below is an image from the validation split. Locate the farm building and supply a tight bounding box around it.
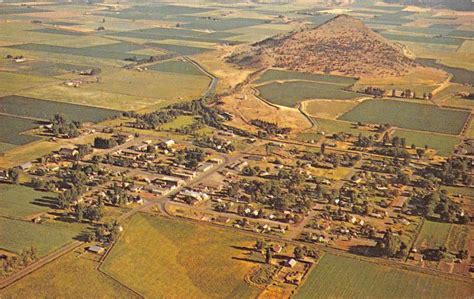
[87,245,105,254]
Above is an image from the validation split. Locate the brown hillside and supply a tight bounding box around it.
[228,14,418,78]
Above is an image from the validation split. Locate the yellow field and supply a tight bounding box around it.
[102,213,261,298]
[0,250,139,298]
[18,85,166,111]
[302,99,359,119]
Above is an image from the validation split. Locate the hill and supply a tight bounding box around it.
[228,14,419,78]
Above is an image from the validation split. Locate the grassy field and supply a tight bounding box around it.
[0,71,59,94]
[18,85,167,112]
[86,69,211,105]
[316,118,374,137]
[0,251,139,298]
[339,99,469,135]
[0,217,87,257]
[446,225,469,252]
[415,220,451,249]
[0,184,54,219]
[148,59,206,76]
[417,58,474,85]
[102,214,261,298]
[0,114,41,148]
[257,81,361,107]
[159,115,196,131]
[303,100,358,119]
[392,129,460,156]
[0,95,120,122]
[296,254,474,299]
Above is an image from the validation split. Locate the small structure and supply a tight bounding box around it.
[87,245,105,254]
[18,161,33,171]
[215,216,230,224]
[286,258,297,268]
[163,139,175,148]
[59,147,79,159]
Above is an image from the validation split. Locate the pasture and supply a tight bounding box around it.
[148,59,205,76]
[0,251,139,298]
[295,254,474,299]
[446,225,469,252]
[392,129,460,156]
[417,58,474,85]
[85,69,211,105]
[316,118,374,137]
[256,81,360,107]
[415,220,451,250]
[0,115,41,149]
[302,100,358,119]
[0,184,54,219]
[0,95,121,122]
[339,99,470,135]
[159,115,196,131]
[102,214,261,298]
[0,217,87,257]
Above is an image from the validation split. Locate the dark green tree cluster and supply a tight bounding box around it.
[50,114,81,138]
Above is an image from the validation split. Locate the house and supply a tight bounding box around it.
[18,161,33,171]
[163,139,175,148]
[87,245,105,254]
[59,147,79,158]
[114,133,134,143]
[197,163,213,173]
[215,216,230,224]
[286,258,297,268]
[271,244,282,254]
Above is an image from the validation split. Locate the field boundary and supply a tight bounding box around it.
[96,226,145,298]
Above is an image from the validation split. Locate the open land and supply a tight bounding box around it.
[296,254,474,299]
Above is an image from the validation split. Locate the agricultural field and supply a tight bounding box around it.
[85,69,211,106]
[0,250,139,298]
[446,225,470,252]
[159,115,196,131]
[148,59,206,76]
[417,58,474,85]
[256,81,361,108]
[0,95,121,122]
[0,217,87,257]
[296,254,474,299]
[302,100,359,119]
[392,129,460,156]
[0,184,54,219]
[315,118,374,137]
[415,220,451,250]
[0,71,59,94]
[0,114,41,150]
[339,99,470,135]
[102,214,261,298]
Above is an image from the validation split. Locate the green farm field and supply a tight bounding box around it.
[0,251,139,298]
[257,81,361,107]
[0,95,121,122]
[159,115,196,131]
[339,99,470,135]
[316,118,374,137]
[415,220,451,249]
[295,254,474,299]
[148,59,206,76]
[0,114,41,149]
[0,184,54,219]
[392,129,460,156]
[102,214,261,298]
[0,217,87,257]
[446,225,470,252]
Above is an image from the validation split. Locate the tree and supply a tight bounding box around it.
[8,168,20,184]
[294,246,305,259]
[265,247,273,264]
